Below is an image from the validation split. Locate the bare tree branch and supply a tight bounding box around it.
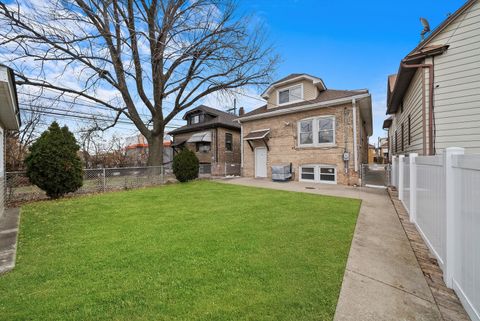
[0,0,278,165]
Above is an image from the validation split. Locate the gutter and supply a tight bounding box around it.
[400,61,434,155]
[240,125,244,170]
[352,99,358,172]
[237,93,371,123]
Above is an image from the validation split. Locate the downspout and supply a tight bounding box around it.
[240,123,244,170]
[352,99,358,172]
[343,107,349,175]
[401,62,434,155]
[215,128,219,162]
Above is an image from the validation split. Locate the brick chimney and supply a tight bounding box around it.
[239,107,245,116]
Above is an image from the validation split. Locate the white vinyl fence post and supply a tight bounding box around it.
[444,147,464,288]
[391,156,397,187]
[399,155,405,201]
[409,153,418,223]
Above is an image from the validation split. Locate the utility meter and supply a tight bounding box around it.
[343,152,350,161]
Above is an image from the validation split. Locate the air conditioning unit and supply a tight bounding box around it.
[271,163,292,182]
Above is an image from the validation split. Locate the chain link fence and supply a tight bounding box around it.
[5,166,172,206]
[360,163,390,187]
[5,163,241,206]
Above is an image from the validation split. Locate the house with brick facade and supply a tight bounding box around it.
[169,105,241,175]
[237,74,372,185]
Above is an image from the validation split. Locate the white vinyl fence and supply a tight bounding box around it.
[393,148,480,321]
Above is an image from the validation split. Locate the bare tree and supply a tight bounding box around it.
[0,0,277,165]
[5,101,44,170]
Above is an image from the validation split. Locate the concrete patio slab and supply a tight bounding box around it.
[217,177,441,321]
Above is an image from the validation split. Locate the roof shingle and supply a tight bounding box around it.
[241,89,368,118]
[169,105,240,135]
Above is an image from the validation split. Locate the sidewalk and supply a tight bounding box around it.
[0,208,20,274]
[219,178,442,321]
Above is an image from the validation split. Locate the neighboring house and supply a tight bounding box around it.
[168,105,241,175]
[368,144,376,164]
[237,73,372,185]
[124,134,173,167]
[377,137,389,163]
[0,65,20,219]
[385,0,480,156]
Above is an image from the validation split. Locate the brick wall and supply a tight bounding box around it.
[172,127,241,175]
[241,103,368,185]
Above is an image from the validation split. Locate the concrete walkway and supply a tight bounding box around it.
[218,178,443,321]
[0,208,20,274]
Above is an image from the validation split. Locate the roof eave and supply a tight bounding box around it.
[387,45,449,114]
[261,74,326,97]
[237,93,371,123]
[168,122,240,135]
[407,0,476,56]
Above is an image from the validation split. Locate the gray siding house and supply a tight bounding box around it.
[0,65,20,219]
[384,0,480,157]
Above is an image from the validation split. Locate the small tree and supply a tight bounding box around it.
[25,122,83,199]
[172,149,199,183]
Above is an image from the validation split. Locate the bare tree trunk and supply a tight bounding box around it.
[147,133,164,166]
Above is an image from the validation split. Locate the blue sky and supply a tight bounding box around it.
[235,0,466,145]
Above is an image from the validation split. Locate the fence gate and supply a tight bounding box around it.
[361,164,389,188]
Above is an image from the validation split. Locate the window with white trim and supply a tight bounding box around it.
[299,119,313,145]
[300,166,315,180]
[318,117,334,144]
[299,165,336,184]
[278,84,302,104]
[298,116,335,147]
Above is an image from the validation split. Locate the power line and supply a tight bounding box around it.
[19,106,181,129]
[19,91,186,125]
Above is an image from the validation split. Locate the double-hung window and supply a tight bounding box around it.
[298,116,335,147]
[225,133,233,151]
[318,117,334,144]
[278,84,303,105]
[299,119,313,145]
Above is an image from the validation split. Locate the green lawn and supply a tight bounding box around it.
[0,181,360,321]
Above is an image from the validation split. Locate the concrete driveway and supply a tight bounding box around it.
[218,177,442,321]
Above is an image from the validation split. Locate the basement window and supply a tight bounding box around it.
[299,165,337,184]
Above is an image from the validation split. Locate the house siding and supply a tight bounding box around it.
[0,126,4,220]
[428,0,480,153]
[390,0,480,156]
[391,68,427,155]
[241,103,368,185]
[267,79,318,109]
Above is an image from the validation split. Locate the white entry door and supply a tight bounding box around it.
[255,147,267,178]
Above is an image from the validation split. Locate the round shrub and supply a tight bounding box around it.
[172,149,199,182]
[25,122,83,199]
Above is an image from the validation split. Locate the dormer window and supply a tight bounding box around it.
[190,113,204,124]
[278,84,303,105]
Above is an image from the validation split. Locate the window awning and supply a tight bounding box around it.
[244,129,270,151]
[172,138,188,147]
[244,129,270,140]
[187,131,212,143]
